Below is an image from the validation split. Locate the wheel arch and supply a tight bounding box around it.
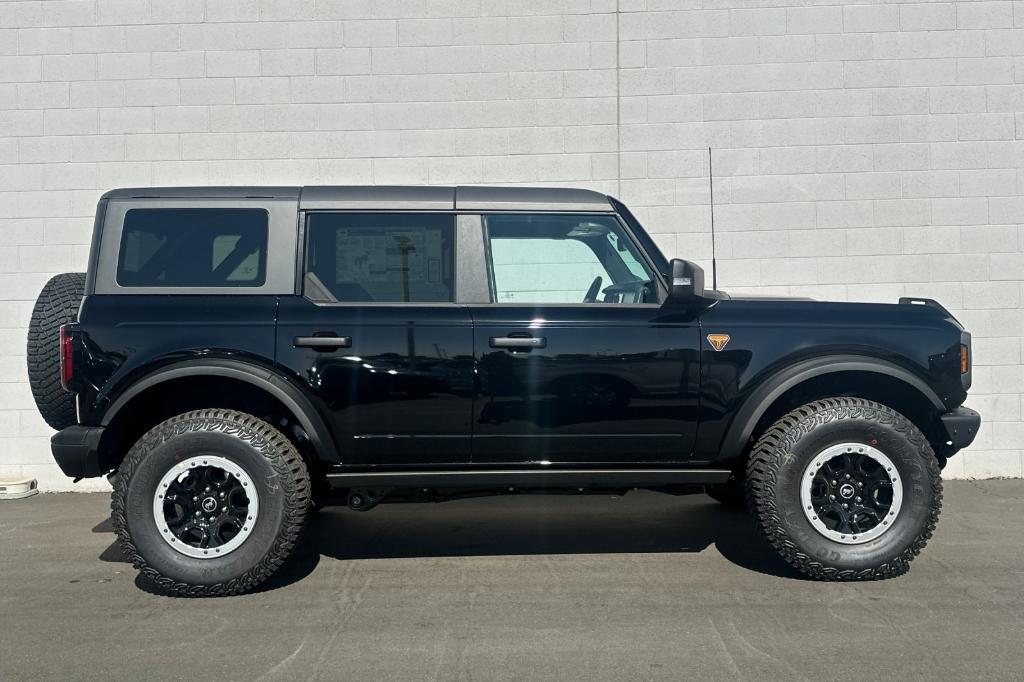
[100,359,339,469]
[717,355,946,467]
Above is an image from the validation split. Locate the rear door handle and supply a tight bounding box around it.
[490,336,546,349]
[294,335,352,350]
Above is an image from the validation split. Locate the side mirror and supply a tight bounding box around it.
[668,259,706,303]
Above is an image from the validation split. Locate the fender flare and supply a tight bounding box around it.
[101,358,339,464]
[716,355,946,463]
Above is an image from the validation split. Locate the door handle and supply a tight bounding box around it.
[294,335,352,350]
[490,336,546,349]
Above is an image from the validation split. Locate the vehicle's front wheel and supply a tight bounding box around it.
[111,409,311,596]
[746,397,942,580]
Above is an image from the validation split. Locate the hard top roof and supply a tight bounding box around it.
[100,185,614,212]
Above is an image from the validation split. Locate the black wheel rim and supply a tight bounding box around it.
[801,443,902,544]
[154,456,259,558]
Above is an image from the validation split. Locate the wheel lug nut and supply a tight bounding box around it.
[193,496,198,501]
[855,497,861,502]
[831,480,837,486]
[842,503,848,509]
[845,474,851,479]
[829,495,835,501]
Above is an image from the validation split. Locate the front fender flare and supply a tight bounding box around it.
[101,358,339,464]
[716,355,945,463]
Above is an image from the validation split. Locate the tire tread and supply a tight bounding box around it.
[745,397,942,581]
[27,272,86,430]
[110,409,311,597]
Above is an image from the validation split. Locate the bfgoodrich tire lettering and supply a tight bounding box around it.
[111,409,311,596]
[745,397,942,581]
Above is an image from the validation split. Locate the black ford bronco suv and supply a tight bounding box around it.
[28,186,980,595]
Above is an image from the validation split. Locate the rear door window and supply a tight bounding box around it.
[304,213,455,303]
[117,208,268,287]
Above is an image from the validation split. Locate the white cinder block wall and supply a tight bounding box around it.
[1,0,1022,490]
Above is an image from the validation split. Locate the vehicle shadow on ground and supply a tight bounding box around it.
[95,493,804,594]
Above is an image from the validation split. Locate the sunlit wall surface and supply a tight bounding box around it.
[1,0,1021,487]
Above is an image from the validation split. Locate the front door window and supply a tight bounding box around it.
[483,214,657,305]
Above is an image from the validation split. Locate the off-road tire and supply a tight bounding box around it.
[746,397,942,581]
[27,272,86,430]
[706,480,747,510]
[111,409,311,597]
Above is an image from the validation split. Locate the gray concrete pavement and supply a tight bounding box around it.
[1,481,1022,680]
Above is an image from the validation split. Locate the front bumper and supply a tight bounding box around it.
[940,407,981,451]
[51,425,106,479]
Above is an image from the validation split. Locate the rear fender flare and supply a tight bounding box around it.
[716,355,945,463]
[101,359,339,464]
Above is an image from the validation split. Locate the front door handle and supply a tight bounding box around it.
[294,335,352,351]
[490,336,546,349]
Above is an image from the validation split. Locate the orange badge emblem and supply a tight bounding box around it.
[707,334,730,351]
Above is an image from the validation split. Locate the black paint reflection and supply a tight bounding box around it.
[277,299,475,465]
[471,305,702,464]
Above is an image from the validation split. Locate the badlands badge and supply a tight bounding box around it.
[707,333,730,351]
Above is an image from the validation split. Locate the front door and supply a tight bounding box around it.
[276,211,474,466]
[469,212,701,465]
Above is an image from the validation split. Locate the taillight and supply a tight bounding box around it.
[960,344,969,374]
[59,324,74,391]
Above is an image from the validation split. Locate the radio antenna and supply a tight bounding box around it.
[708,147,718,291]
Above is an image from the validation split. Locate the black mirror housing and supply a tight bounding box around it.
[669,259,705,303]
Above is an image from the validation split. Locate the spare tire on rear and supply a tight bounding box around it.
[27,272,86,430]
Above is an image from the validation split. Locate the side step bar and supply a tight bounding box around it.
[326,468,732,488]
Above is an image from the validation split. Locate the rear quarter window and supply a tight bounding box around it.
[116,208,268,287]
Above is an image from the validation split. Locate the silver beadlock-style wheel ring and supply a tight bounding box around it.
[152,455,260,559]
[800,442,903,545]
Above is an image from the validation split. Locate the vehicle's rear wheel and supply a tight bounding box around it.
[111,409,311,596]
[746,397,942,580]
[27,272,86,430]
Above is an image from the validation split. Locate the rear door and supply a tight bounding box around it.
[276,210,474,466]
[467,212,702,465]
